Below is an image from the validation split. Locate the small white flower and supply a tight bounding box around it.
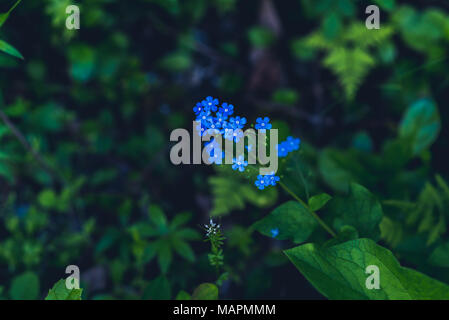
[205,218,221,236]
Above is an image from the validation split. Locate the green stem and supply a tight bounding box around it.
[279,181,337,238]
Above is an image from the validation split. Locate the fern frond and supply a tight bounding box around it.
[436,174,449,204]
[324,47,375,99]
[209,167,278,216]
[297,23,393,100]
[427,213,445,246]
[380,216,404,248]
[302,32,333,50]
[342,24,394,49]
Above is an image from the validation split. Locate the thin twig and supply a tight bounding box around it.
[279,181,336,238]
[246,96,335,126]
[0,109,65,184]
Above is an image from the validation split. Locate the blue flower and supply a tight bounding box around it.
[205,140,223,164]
[255,117,272,131]
[232,155,248,172]
[234,130,244,143]
[225,129,244,143]
[197,110,212,126]
[219,103,234,117]
[277,142,289,157]
[285,136,301,152]
[209,150,224,164]
[270,228,279,238]
[266,173,280,186]
[246,144,253,152]
[202,96,219,112]
[277,136,301,157]
[205,118,220,130]
[193,102,203,115]
[214,112,228,127]
[229,116,246,130]
[255,175,270,190]
[195,122,206,136]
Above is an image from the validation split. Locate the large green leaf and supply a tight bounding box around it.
[253,201,317,243]
[0,40,23,59]
[399,99,441,156]
[284,238,449,300]
[10,272,40,300]
[329,183,383,240]
[45,279,82,300]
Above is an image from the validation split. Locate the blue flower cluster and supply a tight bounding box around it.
[277,136,301,157]
[255,173,280,190]
[193,97,301,191]
[194,96,248,143]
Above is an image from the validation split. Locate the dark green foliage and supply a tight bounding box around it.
[1,0,449,300]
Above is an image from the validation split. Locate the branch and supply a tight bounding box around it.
[246,96,335,126]
[0,109,66,184]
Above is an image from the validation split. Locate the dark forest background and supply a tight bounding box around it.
[1,0,449,299]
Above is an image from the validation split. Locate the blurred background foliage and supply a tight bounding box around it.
[0,0,449,299]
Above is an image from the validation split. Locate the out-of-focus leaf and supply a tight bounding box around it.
[272,89,299,106]
[399,99,441,156]
[159,52,191,72]
[143,276,171,300]
[192,283,218,300]
[248,27,275,48]
[0,40,23,59]
[176,290,191,300]
[10,272,40,300]
[428,242,449,268]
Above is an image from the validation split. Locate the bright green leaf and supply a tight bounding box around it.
[45,279,82,300]
[0,0,21,28]
[285,238,449,299]
[0,40,23,59]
